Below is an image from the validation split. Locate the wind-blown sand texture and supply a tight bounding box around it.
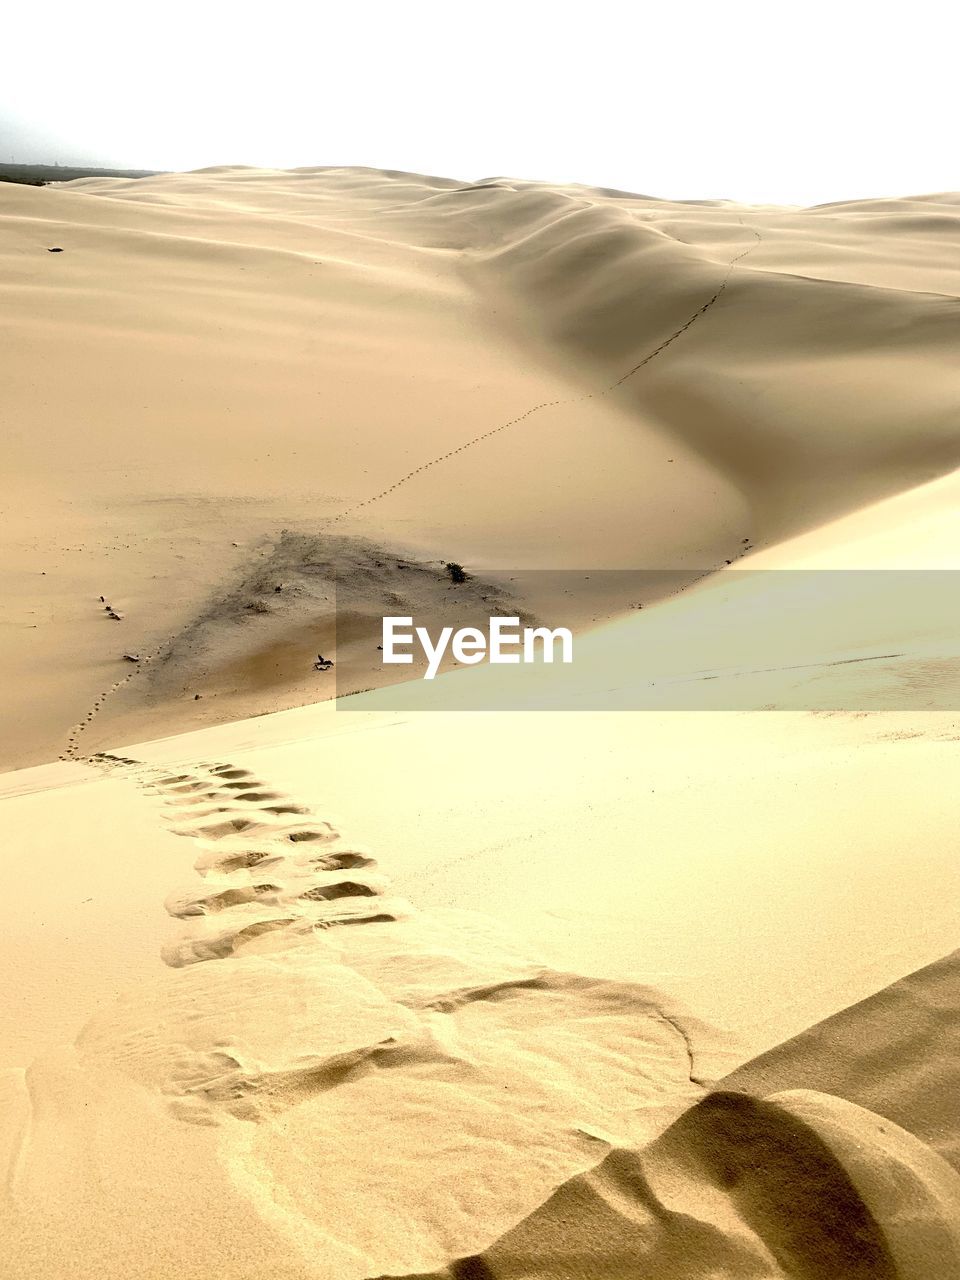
[2,167,960,1276]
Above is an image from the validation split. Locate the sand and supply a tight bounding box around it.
[2,167,959,1276]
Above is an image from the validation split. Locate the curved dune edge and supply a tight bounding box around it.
[379,1088,960,1279]
[769,1090,960,1277]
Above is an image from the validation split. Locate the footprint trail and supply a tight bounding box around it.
[56,752,730,1271]
[90,753,408,969]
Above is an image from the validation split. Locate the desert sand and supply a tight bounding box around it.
[2,167,960,1276]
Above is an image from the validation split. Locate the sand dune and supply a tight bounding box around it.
[2,167,960,1276]
[5,168,960,766]
[390,953,960,1277]
[384,1088,960,1279]
[726,949,960,1170]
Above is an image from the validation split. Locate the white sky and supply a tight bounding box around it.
[2,0,956,205]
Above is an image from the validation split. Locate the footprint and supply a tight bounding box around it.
[298,849,377,872]
[99,758,404,973]
[173,817,259,839]
[164,883,282,918]
[162,915,303,967]
[300,880,379,902]
[194,848,277,875]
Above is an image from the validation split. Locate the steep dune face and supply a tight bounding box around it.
[385,1089,960,1279]
[724,949,960,1171]
[452,186,960,535]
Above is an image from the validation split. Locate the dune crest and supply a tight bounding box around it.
[383,1088,960,1279]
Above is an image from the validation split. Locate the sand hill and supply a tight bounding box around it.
[2,167,959,1277]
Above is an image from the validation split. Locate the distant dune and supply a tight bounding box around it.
[2,168,959,1277]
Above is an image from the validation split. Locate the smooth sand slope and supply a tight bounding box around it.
[4,697,960,1277]
[2,168,960,1276]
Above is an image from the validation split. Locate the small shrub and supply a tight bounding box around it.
[445,562,468,584]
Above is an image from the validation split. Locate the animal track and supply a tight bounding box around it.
[61,625,186,762]
[89,752,408,970]
[329,228,762,525]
